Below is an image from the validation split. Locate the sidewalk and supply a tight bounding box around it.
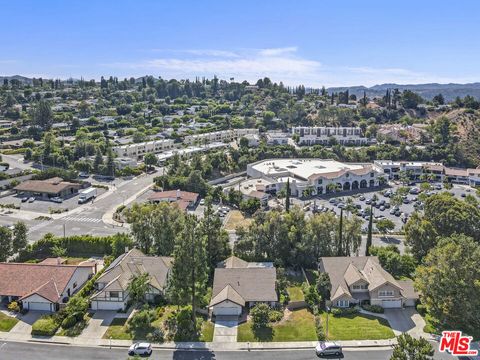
[0,329,397,351]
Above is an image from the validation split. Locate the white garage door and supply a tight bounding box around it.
[213,306,241,316]
[26,302,53,311]
[382,299,402,308]
[91,301,124,311]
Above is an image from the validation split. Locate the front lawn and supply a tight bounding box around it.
[0,312,18,332]
[237,309,317,342]
[223,210,252,231]
[57,313,93,337]
[321,312,394,340]
[103,306,214,342]
[286,286,304,302]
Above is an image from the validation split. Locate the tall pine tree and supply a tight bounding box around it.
[366,204,373,256]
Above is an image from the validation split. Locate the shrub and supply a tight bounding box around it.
[61,315,77,329]
[128,307,156,332]
[147,328,165,343]
[7,301,20,312]
[31,316,60,336]
[250,303,271,329]
[303,285,321,310]
[315,315,326,341]
[362,304,384,313]
[330,308,342,316]
[268,310,283,323]
[331,307,359,317]
[416,303,427,317]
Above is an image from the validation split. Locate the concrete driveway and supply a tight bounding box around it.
[78,311,117,339]
[10,311,46,336]
[213,316,238,343]
[384,308,427,337]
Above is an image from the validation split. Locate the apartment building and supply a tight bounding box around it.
[292,126,369,146]
[184,129,258,145]
[112,139,175,160]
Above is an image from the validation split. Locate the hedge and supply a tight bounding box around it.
[31,316,60,336]
[16,233,133,262]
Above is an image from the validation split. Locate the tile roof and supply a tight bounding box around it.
[0,263,83,302]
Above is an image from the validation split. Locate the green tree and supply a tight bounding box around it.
[366,205,373,256]
[415,235,480,337]
[12,221,28,253]
[32,99,53,130]
[144,152,157,171]
[127,272,150,306]
[250,303,271,329]
[375,218,395,238]
[285,179,291,213]
[316,272,332,307]
[390,333,434,360]
[240,198,261,215]
[0,227,12,261]
[168,215,208,328]
[93,147,103,174]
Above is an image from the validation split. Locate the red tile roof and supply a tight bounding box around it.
[0,263,83,303]
[148,190,199,203]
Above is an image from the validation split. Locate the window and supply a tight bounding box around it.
[379,290,394,297]
[73,282,77,289]
[318,179,323,185]
[352,284,368,290]
[336,300,349,307]
[109,291,119,298]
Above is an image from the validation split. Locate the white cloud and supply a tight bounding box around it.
[101,47,472,87]
[258,47,298,56]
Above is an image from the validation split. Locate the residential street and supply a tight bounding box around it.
[0,341,458,360]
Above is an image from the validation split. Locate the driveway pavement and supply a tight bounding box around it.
[10,311,46,335]
[213,316,239,343]
[383,308,427,337]
[78,311,116,339]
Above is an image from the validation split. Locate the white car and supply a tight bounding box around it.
[28,197,35,203]
[315,341,343,357]
[199,199,205,205]
[128,342,152,356]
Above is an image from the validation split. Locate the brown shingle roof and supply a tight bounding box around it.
[0,263,80,302]
[210,284,245,307]
[148,190,199,202]
[210,267,277,304]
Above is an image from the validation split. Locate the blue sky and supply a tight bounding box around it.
[2,0,480,86]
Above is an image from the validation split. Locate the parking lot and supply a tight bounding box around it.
[286,182,479,233]
[0,187,107,215]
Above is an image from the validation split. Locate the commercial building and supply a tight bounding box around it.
[113,139,175,160]
[247,158,381,197]
[292,126,369,146]
[14,177,82,200]
[184,129,258,145]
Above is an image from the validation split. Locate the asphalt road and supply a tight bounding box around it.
[0,341,395,360]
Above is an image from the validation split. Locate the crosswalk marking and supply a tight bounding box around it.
[63,216,102,223]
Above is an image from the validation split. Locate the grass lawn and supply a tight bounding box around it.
[237,309,317,342]
[223,210,252,231]
[321,312,395,340]
[0,312,18,332]
[286,286,304,302]
[103,306,215,342]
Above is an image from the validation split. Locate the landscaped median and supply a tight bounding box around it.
[0,312,19,332]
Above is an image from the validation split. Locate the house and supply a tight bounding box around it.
[14,177,82,200]
[318,256,418,309]
[91,249,173,311]
[148,189,199,210]
[209,256,278,316]
[0,260,95,312]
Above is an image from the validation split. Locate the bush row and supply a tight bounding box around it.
[361,304,385,313]
[16,233,133,261]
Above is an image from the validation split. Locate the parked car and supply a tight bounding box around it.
[403,198,410,204]
[389,208,396,215]
[409,187,420,195]
[365,198,372,204]
[78,172,90,178]
[128,343,152,356]
[384,202,391,209]
[51,197,63,203]
[461,193,466,198]
[359,195,365,201]
[434,184,442,190]
[199,199,205,205]
[379,199,385,206]
[315,341,343,357]
[21,197,29,202]
[28,197,35,203]
[379,205,385,211]
[329,198,337,204]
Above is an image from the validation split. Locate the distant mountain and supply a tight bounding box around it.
[0,75,33,85]
[327,83,480,101]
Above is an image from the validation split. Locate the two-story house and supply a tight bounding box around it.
[318,256,418,309]
[90,249,172,311]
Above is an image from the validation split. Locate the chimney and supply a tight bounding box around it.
[125,246,129,254]
[57,257,62,265]
[176,189,180,200]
